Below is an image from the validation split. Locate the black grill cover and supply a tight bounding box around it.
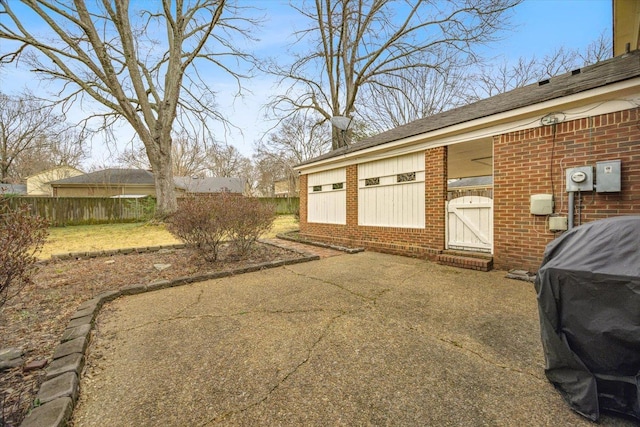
[535,216,640,421]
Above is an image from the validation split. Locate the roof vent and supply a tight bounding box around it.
[538,79,550,86]
[571,69,581,76]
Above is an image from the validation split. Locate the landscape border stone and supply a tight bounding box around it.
[61,324,92,344]
[44,353,84,381]
[19,238,327,427]
[36,372,79,405]
[67,315,94,329]
[70,306,96,320]
[53,337,88,360]
[20,397,73,427]
[46,243,189,263]
[275,232,365,254]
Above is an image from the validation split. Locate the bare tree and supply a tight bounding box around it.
[358,54,472,132]
[0,92,84,182]
[469,33,612,101]
[119,132,210,177]
[579,32,612,65]
[117,145,150,171]
[266,0,520,150]
[0,0,256,216]
[11,127,86,181]
[207,143,252,179]
[252,153,284,197]
[258,114,330,165]
[256,113,331,197]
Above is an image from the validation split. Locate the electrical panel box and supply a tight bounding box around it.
[531,194,554,215]
[566,166,594,192]
[549,216,568,232]
[596,160,621,192]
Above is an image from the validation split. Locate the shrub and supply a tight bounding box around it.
[0,200,49,310]
[166,194,276,262]
[166,196,227,262]
[225,196,276,258]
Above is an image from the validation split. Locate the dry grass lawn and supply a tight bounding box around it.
[39,214,299,259]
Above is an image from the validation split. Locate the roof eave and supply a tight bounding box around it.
[295,77,640,174]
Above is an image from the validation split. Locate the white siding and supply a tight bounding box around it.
[358,153,425,228]
[308,168,346,224]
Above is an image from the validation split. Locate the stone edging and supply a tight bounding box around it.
[42,243,189,263]
[19,242,319,427]
[276,232,364,254]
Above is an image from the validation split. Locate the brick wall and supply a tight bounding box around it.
[299,147,447,259]
[494,107,640,271]
[299,107,640,272]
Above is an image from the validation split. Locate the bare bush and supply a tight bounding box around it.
[166,196,227,262]
[0,199,48,310]
[225,196,275,258]
[166,194,275,262]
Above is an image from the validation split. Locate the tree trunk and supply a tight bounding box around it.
[144,133,177,218]
[152,156,177,218]
[331,127,345,150]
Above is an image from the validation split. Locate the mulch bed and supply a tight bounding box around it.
[0,242,305,426]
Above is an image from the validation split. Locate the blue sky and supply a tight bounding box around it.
[0,0,613,167]
[221,0,613,158]
[499,0,611,58]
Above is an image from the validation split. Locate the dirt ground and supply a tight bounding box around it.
[0,242,304,426]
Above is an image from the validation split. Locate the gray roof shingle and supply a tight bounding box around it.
[174,176,243,193]
[0,184,27,194]
[50,169,244,194]
[298,50,640,167]
[50,168,155,185]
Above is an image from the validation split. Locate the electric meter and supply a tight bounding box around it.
[571,171,587,183]
[566,166,593,192]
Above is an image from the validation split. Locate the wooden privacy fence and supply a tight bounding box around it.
[5,196,299,226]
[260,197,299,215]
[5,197,156,226]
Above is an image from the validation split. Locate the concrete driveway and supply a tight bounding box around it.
[72,252,634,426]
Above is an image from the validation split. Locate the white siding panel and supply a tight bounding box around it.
[308,168,346,224]
[308,168,346,186]
[358,153,425,228]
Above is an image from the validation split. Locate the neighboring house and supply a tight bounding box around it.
[49,168,243,197]
[26,166,84,196]
[295,50,640,273]
[174,176,244,195]
[0,183,27,195]
[50,169,157,197]
[273,178,299,198]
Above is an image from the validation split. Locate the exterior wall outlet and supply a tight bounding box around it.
[549,216,568,231]
[530,194,554,215]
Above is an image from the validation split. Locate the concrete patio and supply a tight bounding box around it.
[70,252,634,426]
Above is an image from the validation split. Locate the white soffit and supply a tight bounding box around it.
[296,78,640,175]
